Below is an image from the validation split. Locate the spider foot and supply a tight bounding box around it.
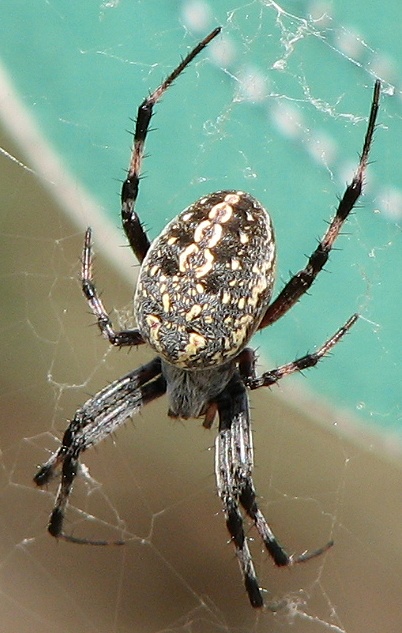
[245,575,264,609]
[33,464,55,487]
[290,538,334,565]
[48,508,125,546]
[34,455,61,486]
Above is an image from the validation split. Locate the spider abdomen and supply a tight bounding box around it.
[134,190,276,368]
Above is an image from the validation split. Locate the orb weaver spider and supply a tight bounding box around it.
[34,27,380,608]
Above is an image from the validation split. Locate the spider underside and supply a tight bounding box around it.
[34,27,380,609]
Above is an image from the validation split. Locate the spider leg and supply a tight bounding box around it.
[216,371,334,608]
[216,375,263,607]
[82,228,145,346]
[259,80,380,330]
[34,358,165,544]
[246,314,357,389]
[121,27,221,263]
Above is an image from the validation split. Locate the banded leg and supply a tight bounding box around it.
[82,228,145,346]
[247,314,357,389]
[216,376,262,607]
[216,374,333,608]
[34,358,165,544]
[259,80,380,329]
[121,27,221,263]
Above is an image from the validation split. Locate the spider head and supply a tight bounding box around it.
[134,190,276,368]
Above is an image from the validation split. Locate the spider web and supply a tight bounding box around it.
[1,1,402,632]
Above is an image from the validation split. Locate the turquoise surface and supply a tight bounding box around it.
[1,1,401,435]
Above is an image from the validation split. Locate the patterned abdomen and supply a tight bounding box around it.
[135,190,276,368]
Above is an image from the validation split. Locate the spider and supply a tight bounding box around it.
[34,27,380,608]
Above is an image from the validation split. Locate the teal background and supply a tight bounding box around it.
[1,0,401,435]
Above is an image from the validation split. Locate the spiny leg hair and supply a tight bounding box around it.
[221,318,357,605]
[259,80,380,329]
[121,27,221,263]
[82,28,221,345]
[34,26,222,547]
[246,314,358,390]
[81,228,145,347]
[34,358,165,544]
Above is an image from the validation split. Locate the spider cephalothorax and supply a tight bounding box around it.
[34,27,380,608]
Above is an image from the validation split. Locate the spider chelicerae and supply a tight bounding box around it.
[34,27,380,608]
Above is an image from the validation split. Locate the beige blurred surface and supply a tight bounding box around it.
[1,124,402,633]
